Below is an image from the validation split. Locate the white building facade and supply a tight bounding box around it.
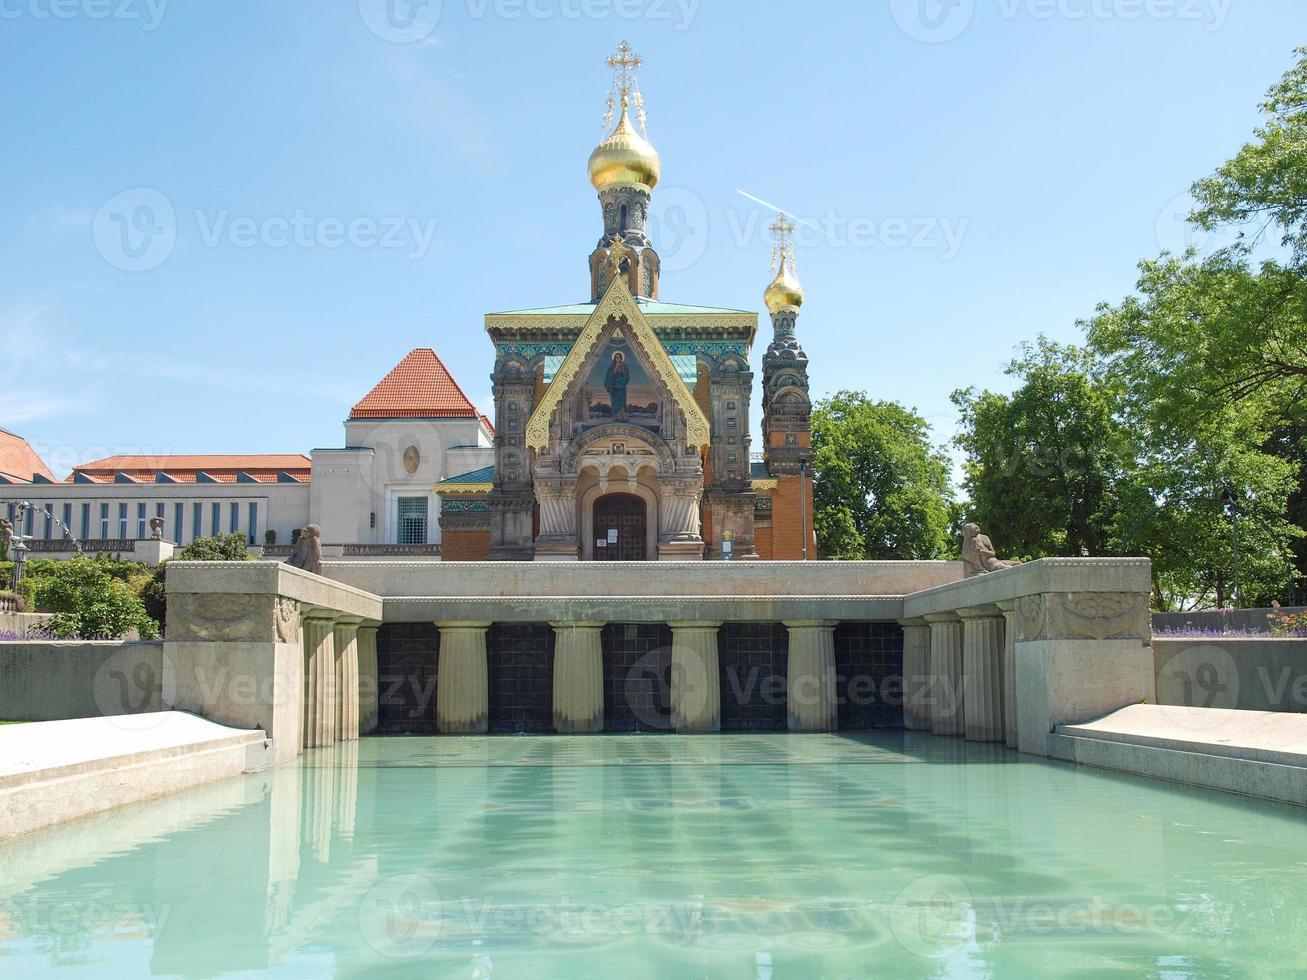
[6,348,493,562]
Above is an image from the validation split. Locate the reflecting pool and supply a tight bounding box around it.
[2,734,1306,978]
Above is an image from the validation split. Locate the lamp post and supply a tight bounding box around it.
[1221,487,1242,609]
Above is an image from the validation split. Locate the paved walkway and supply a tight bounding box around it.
[1056,704,1307,805]
[0,712,270,840]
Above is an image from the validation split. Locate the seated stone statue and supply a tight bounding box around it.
[0,518,12,547]
[962,523,1021,577]
[286,524,324,576]
[149,516,166,540]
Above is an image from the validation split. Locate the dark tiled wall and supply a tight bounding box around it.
[376,623,439,734]
[487,624,555,733]
[834,621,904,730]
[602,623,673,732]
[718,623,788,731]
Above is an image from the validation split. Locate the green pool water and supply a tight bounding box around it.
[2,733,1306,978]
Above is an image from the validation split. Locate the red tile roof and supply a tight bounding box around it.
[69,454,311,484]
[350,348,480,420]
[0,429,55,482]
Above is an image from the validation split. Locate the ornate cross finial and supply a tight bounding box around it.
[603,40,647,135]
[604,234,635,279]
[770,212,797,273]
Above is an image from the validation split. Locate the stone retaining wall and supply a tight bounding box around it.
[1154,637,1307,713]
[0,641,162,721]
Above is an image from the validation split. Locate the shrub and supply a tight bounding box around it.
[32,557,159,640]
[178,533,255,562]
[264,529,277,546]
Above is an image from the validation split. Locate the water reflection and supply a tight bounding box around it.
[0,734,1305,978]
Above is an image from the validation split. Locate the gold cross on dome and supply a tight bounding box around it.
[602,41,647,134]
[770,213,797,272]
[605,41,642,102]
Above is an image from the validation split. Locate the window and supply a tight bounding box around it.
[42,505,52,540]
[396,497,428,545]
[62,503,72,541]
[211,503,221,536]
[81,503,90,540]
[191,503,201,542]
[100,503,109,539]
[248,502,258,544]
[175,502,184,542]
[137,503,147,539]
[230,502,240,538]
[118,503,128,539]
[24,505,33,536]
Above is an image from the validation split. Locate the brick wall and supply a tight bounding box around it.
[767,474,814,560]
[441,528,491,561]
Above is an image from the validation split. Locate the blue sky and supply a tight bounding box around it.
[1,0,1301,479]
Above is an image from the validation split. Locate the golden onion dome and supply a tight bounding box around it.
[588,101,661,191]
[764,254,804,313]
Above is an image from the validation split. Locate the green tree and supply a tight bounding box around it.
[1192,47,1307,264]
[952,339,1124,560]
[34,557,159,640]
[811,392,954,560]
[1087,257,1303,608]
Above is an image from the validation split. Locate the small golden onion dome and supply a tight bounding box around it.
[764,254,804,313]
[588,102,661,191]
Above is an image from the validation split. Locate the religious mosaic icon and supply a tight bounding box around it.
[580,335,661,431]
[403,446,420,474]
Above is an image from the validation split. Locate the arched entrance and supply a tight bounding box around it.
[592,493,648,561]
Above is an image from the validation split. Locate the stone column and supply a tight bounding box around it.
[996,600,1018,749]
[897,618,932,732]
[435,621,491,735]
[958,605,1005,743]
[301,610,338,749]
[668,621,721,732]
[784,620,838,732]
[332,616,362,742]
[534,478,580,561]
[551,621,606,734]
[924,613,964,737]
[357,622,380,736]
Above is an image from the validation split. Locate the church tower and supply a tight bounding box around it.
[761,214,815,557]
[586,41,661,302]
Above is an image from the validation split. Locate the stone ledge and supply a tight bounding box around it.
[381,595,907,624]
[166,561,382,622]
[325,560,964,599]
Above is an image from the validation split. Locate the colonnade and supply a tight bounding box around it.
[417,619,845,735]
[897,603,1017,746]
[300,611,380,749]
